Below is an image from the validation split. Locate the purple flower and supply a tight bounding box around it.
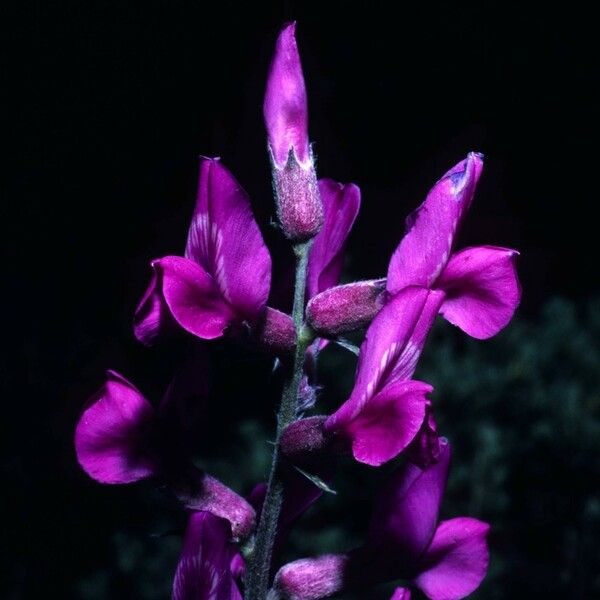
[329,287,443,466]
[273,441,490,600]
[307,153,521,340]
[74,366,255,539]
[283,287,442,467]
[134,157,293,352]
[264,23,322,241]
[387,152,520,339]
[172,511,243,600]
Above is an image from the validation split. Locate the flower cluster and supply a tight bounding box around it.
[75,22,520,600]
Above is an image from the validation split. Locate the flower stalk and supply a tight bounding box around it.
[245,240,313,600]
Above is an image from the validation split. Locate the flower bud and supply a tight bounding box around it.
[251,307,296,355]
[306,279,387,337]
[280,416,329,462]
[264,22,323,241]
[273,554,350,600]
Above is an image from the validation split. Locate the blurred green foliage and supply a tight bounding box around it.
[77,297,600,599]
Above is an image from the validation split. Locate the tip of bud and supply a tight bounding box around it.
[449,152,484,197]
[264,22,310,170]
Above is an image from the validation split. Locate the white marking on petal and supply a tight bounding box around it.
[187,213,231,303]
[358,341,403,412]
[393,341,419,381]
[430,249,448,284]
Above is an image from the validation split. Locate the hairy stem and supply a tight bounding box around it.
[245,240,312,600]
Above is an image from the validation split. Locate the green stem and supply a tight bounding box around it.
[245,241,313,600]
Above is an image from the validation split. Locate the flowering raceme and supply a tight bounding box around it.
[74,21,520,600]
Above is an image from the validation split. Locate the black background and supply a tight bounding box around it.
[5,1,598,598]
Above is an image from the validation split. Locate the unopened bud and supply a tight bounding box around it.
[281,416,329,462]
[273,554,350,600]
[264,22,322,241]
[306,279,387,337]
[251,307,296,355]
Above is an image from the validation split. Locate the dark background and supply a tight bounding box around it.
[5,1,599,598]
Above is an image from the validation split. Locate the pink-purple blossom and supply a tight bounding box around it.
[273,441,490,600]
[74,366,255,539]
[282,286,443,467]
[134,157,293,352]
[307,153,521,340]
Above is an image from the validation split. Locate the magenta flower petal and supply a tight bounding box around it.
[414,518,490,600]
[324,287,442,461]
[437,245,521,339]
[133,266,178,345]
[307,179,361,299]
[172,511,243,600]
[155,255,235,340]
[341,380,432,466]
[337,287,443,415]
[263,22,310,169]
[185,158,271,321]
[387,153,484,294]
[390,588,412,600]
[367,440,451,564]
[75,371,157,484]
